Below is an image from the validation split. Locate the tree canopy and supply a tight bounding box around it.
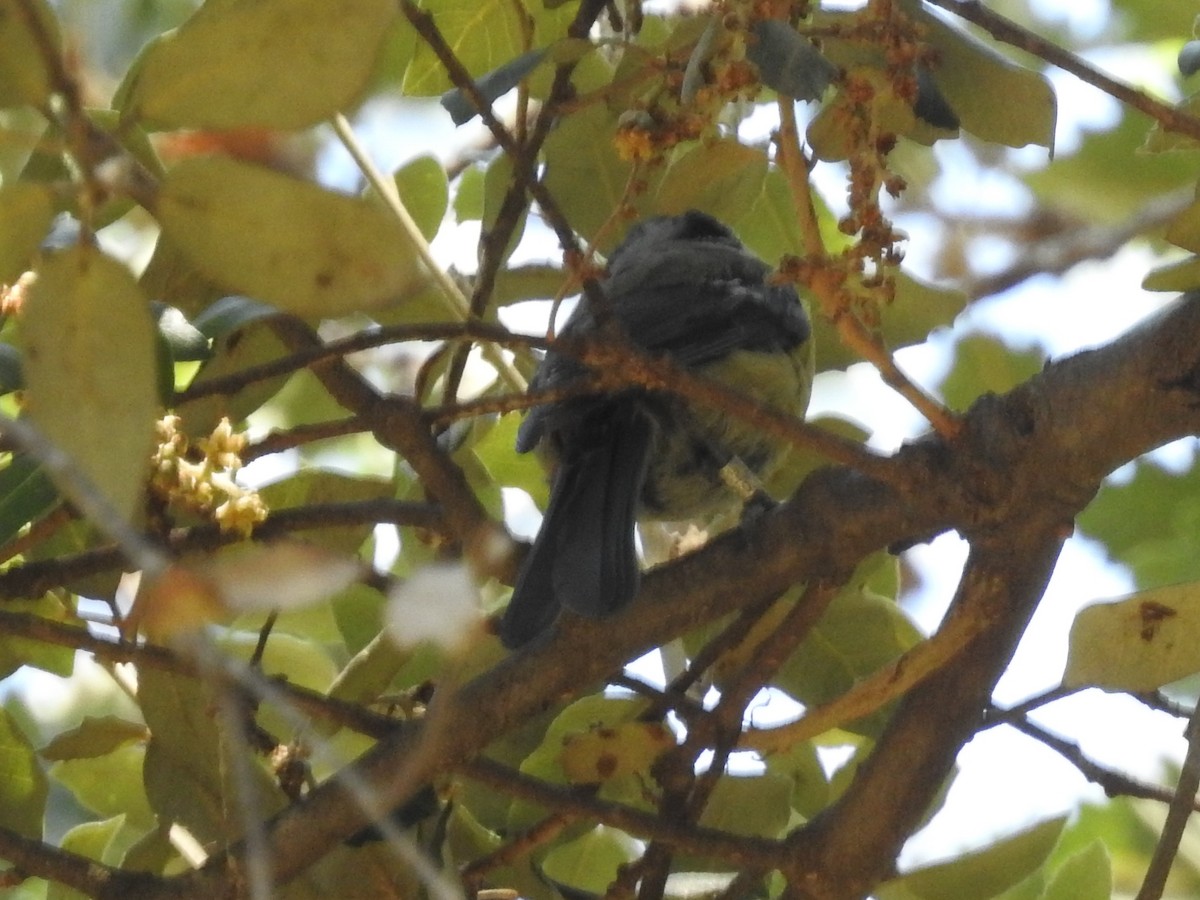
[2,0,1200,898]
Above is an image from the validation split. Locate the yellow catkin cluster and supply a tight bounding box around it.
[150,415,267,537]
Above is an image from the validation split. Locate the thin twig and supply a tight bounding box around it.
[1006,716,1189,809]
[330,113,526,392]
[1136,702,1200,899]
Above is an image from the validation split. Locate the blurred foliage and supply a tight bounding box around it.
[0,0,1198,898]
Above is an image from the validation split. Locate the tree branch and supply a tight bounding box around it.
[151,293,1200,898]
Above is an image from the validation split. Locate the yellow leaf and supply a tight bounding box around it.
[0,0,60,110]
[559,721,675,784]
[0,180,52,283]
[156,156,425,316]
[22,247,158,523]
[121,0,396,130]
[1064,583,1200,691]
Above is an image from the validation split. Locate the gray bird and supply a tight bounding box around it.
[501,210,813,647]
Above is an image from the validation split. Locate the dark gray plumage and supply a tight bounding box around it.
[501,210,813,648]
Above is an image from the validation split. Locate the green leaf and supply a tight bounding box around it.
[402,0,573,96]
[156,156,426,317]
[696,773,792,839]
[139,669,222,843]
[139,666,282,845]
[48,816,126,900]
[1042,840,1111,900]
[41,715,148,761]
[1024,110,1195,223]
[153,158,427,316]
[454,164,484,221]
[936,333,1044,412]
[472,412,548,507]
[482,151,527,265]
[653,140,768,225]
[1143,255,1200,293]
[393,155,448,242]
[1078,460,1200,587]
[910,3,1056,152]
[1166,196,1200,252]
[1115,0,1200,41]
[492,263,570,306]
[811,273,968,372]
[121,825,179,875]
[542,104,633,246]
[0,181,52,283]
[258,469,392,555]
[21,246,159,524]
[0,0,60,110]
[540,825,641,895]
[0,453,58,546]
[0,706,47,839]
[776,587,923,735]
[882,816,1066,900]
[328,630,413,708]
[50,744,155,830]
[1064,583,1200,691]
[0,592,76,679]
[175,314,290,435]
[120,0,396,130]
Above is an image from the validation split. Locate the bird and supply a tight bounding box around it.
[500,209,813,648]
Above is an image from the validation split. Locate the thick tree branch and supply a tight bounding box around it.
[151,293,1200,898]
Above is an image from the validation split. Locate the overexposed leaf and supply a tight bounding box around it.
[128,564,226,641]
[1064,583,1200,691]
[121,0,395,130]
[200,541,360,614]
[156,156,425,316]
[22,246,158,523]
[386,563,482,648]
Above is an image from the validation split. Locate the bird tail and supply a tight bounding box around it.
[500,404,654,648]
